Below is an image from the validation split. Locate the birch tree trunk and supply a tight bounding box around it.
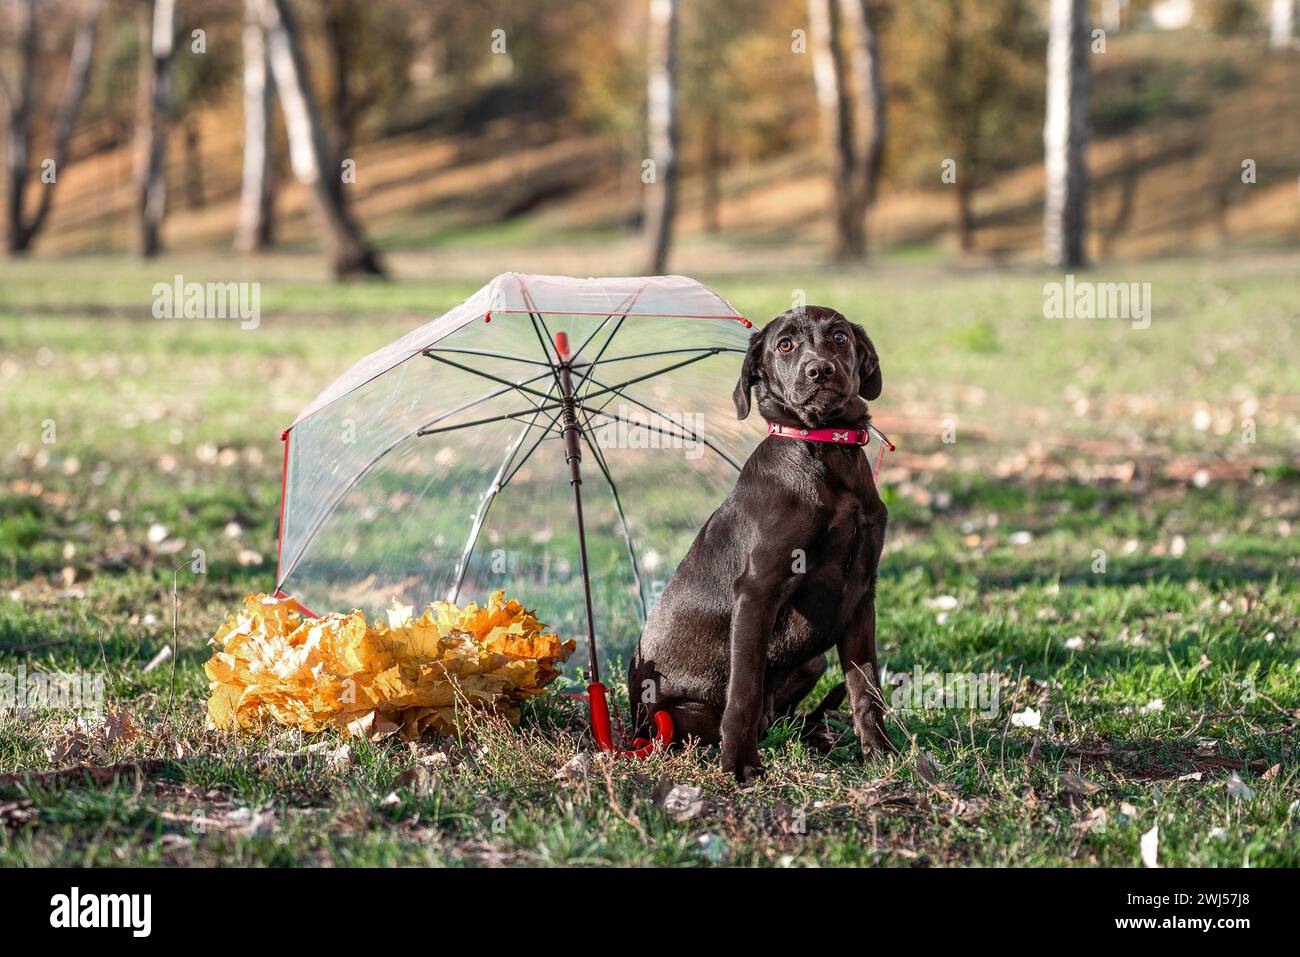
[137,0,176,258]
[261,0,383,277]
[236,0,276,252]
[4,0,39,255]
[1271,0,1295,49]
[808,0,856,260]
[839,0,886,256]
[1043,0,1090,268]
[324,0,357,178]
[643,0,679,276]
[5,0,103,254]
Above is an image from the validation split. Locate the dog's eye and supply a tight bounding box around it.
[831,330,848,345]
[777,337,794,353]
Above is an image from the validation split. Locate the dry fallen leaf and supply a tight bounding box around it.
[306,741,353,769]
[204,590,574,739]
[1061,772,1102,798]
[99,709,138,748]
[44,710,140,766]
[652,777,707,822]
[45,720,90,765]
[554,751,591,783]
[394,765,437,797]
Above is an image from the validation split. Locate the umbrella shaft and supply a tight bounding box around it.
[556,358,600,684]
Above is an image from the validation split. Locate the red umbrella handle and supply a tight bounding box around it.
[587,681,673,758]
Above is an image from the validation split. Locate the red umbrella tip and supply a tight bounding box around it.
[554,331,571,359]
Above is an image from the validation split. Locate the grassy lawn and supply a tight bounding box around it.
[1,251,1297,866]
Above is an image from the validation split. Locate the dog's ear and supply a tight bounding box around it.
[732,325,769,419]
[851,323,882,401]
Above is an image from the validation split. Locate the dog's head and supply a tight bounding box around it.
[732,306,881,426]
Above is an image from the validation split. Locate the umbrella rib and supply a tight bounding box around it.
[424,346,554,367]
[583,345,744,366]
[573,315,627,400]
[448,382,561,602]
[569,313,614,361]
[524,311,572,412]
[528,311,561,370]
[498,406,567,489]
[277,369,558,588]
[578,404,744,473]
[580,402,698,445]
[576,411,649,624]
[581,351,720,403]
[568,286,643,362]
[582,373,704,442]
[578,346,740,412]
[422,350,557,404]
[579,374,744,472]
[416,401,566,438]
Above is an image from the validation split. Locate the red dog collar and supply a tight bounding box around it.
[766,422,895,451]
[766,422,895,481]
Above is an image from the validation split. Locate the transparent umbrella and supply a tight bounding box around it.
[274,273,891,754]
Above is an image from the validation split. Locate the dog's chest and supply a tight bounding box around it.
[770,482,884,663]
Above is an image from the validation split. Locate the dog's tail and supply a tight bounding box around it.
[807,681,847,722]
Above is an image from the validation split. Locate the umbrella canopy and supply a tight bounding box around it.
[276,273,764,673]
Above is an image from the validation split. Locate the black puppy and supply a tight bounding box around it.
[629,305,893,782]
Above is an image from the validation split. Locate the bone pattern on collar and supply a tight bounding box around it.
[766,422,869,446]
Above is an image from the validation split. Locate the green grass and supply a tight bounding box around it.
[0,251,1297,866]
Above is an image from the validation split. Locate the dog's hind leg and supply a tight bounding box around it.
[773,656,842,753]
[807,680,846,720]
[659,700,723,746]
[773,655,827,714]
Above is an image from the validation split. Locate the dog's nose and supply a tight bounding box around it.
[804,359,836,382]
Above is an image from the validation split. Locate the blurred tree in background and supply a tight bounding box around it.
[890,0,1044,251]
[3,0,105,254]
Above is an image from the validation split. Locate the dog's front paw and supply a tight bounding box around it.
[721,743,765,784]
[856,721,898,759]
[802,720,840,755]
